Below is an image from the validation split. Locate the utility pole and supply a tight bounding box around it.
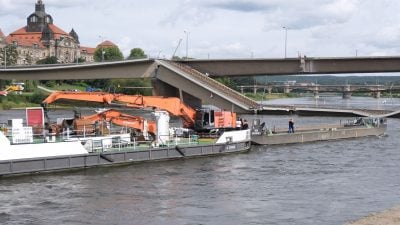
[283,26,288,58]
[184,30,190,60]
[99,35,104,62]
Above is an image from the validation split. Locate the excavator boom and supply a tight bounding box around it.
[43,92,115,105]
[43,91,197,127]
[75,109,156,134]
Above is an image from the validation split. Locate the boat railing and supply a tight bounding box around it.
[85,134,202,153]
[2,124,205,152]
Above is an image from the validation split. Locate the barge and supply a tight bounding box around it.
[0,103,253,176]
[251,117,387,145]
[0,125,251,177]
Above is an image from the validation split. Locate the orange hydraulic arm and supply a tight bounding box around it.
[43,91,197,128]
[113,95,196,127]
[75,109,156,134]
[43,92,116,105]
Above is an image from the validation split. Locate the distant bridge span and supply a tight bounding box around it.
[2,56,400,80]
[0,59,156,80]
[179,56,400,76]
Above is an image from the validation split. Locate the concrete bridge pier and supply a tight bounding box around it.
[253,86,257,94]
[240,87,244,94]
[283,85,291,94]
[342,92,352,99]
[312,85,319,99]
[267,87,273,95]
[342,85,352,99]
[151,78,202,110]
[372,91,381,98]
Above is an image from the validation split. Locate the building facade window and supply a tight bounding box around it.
[30,16,38,22]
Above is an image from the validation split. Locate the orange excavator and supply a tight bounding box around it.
[42,91,237,131]
[73,109,156,135]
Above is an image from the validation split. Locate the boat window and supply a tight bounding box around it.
[203,111,210,126]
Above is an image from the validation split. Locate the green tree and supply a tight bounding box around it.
[94,46,124,62]
[24,80,39,92]
[0,45,19,66]
[36,56,59,64]
[215,77,239,91]
[109,79,152,95]
[171,56,182,60]
[25,54,33,65]
[127,48,147,60]
[77,57,86,63]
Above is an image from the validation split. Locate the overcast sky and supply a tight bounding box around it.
[1,0,399,59]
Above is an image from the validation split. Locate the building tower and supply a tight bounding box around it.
[26,0,54,32]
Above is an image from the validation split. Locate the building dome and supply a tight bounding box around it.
[26,0,53,32]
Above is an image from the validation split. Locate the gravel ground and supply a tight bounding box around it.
[346,207,400,225]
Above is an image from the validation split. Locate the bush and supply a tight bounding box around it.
[28,91,47,104]
[1,101,13,110]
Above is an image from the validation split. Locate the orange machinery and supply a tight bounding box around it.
[0,83,25,96]
[74,109,156,135]
[42,91,237,130]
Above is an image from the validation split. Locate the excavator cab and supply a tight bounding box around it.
[195,109,237,131]
[195,109,215,130]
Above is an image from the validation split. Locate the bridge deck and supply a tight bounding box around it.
[157,60,259,111]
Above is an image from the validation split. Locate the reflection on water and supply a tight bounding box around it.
[0,99,399,225]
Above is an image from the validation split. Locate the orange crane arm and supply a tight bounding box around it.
[42,92,116,105]
[43,91,197,128]
[76,109,156,134]
[113,95,196,127]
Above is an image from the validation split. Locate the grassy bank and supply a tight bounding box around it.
[0,92,47,110]
[244,92,297,101]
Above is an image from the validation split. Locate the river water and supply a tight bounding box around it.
[1,96,399,225]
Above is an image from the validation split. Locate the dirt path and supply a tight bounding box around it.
[37,85,54,93]
[345,207,400,225]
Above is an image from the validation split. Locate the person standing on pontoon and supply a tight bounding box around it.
[288,119,295,133]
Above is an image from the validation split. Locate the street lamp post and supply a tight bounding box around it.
[184,30,190,59]
[99,35,105,62]
[4,47,6,69]
[283,26,288,58]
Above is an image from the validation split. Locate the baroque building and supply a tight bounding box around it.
[1,0,95,65]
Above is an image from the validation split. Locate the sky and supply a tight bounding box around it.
[1,0,400,59]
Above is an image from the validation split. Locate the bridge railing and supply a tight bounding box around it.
[165,61,259,110]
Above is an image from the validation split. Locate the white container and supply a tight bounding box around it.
[8,119,24,128]
[153,111,170,146]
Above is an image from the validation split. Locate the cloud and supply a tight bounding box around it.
[117,36,133,57]
[160,1,214,27]
[206,1,273,13]
[1,0,400,58]
[44,0,86,8]
[262,0,359,30]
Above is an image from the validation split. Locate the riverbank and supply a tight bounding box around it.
[346,206,400,225]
